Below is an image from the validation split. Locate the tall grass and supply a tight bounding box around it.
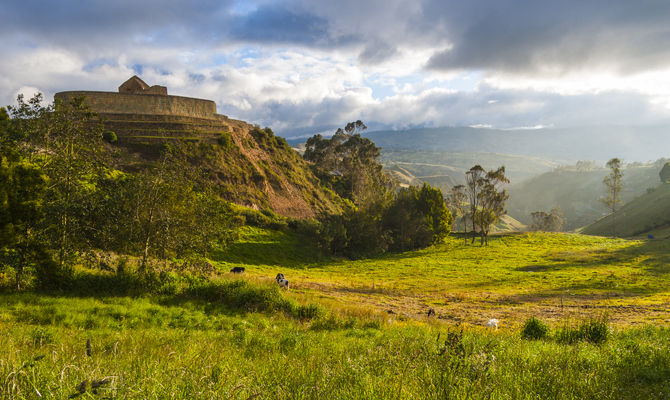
[1,293,668,399]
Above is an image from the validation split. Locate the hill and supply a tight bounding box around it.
[507,162,665,230]
[583,183,670,238]
[56,77,343,219]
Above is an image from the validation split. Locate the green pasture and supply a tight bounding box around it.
[217,228,670,327]
[2,229,669,398]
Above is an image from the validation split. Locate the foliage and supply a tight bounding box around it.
[659,161,670,183]
[557,315,610,344]
[102,130,117,143]
[216,131,232,148]
[383,183,452,251]
[446,184,468,232]
[600,158,623,214]
[318,201,390,258]
[1,94,242,285]
[521,317,550,340]
[530,207,565,232]
[304,120,394,209]
[317,183,452,257]
[467,166,509,245]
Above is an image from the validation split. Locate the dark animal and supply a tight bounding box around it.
[230,267,245,274]
[427,308,436,317]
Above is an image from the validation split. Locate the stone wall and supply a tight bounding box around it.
[55,91,218,120]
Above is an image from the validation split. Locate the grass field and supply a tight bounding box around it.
[216,228,670,328]
[1,229,669,398]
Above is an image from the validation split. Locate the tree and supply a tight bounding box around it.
[304,121,394,210]
[8,93,105,266]
[446,184,468,233]
[384,183,452,251]
[0,110,51,289]
[660,162,670,184]
[474,167,509,245]
[600,158,623,214]
[530,207,565,232]
[600,158,623,236]
[465,165,485,243]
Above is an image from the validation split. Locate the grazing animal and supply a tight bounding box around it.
[230,267,245,274]
[485,318,499,330]
[275,273,289,289]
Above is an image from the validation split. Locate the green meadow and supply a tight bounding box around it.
[2,229,669,399]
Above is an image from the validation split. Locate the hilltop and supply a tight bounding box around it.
[56,77,343,218]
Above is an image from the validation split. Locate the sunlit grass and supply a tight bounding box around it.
[218,230,669,327]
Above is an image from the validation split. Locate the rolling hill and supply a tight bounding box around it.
[582,183,670,238]
[507,162,665,230]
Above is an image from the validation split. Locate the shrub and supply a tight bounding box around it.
[103,131,117,143]
[556,316,609,344]
[217,132,233,148]
[579,317,609,344]
[521,317,550,340]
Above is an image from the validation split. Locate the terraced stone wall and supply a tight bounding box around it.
[55,91,218,120]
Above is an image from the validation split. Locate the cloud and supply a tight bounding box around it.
[3,0,670,141]
[424,0,670,75]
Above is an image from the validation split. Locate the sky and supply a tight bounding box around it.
[3,0,670,137]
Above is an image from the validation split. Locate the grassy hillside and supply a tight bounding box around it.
[2,229,669,398]
[508,163,664,230]
[115,121,343,218]
[583,183,670,238]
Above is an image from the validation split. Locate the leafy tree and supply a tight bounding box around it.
[0,110,52,289]
[383,183,452,251]
[304,121,394,209]
[384,188,432,252]
[465,165,486,243]
[473,166,509,245]
[415,183,452,244]
[8,94,105,266]
[600,158,623,236]
[530,207,565,232]
[660,162,670,184]
[446,184,468,233]
[317,201,390,258]
[600,158,623,214]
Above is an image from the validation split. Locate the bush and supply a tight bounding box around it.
[579,317,609,344]
[521,317,550,340]
[556,316,609,344]
[103,131,117,143]
[217,132,233,148]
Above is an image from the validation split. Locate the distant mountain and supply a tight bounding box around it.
[361,125,670,162]
[582,183,670,238]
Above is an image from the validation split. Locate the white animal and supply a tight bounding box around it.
[485,318,499,330]
[275,273,289,289]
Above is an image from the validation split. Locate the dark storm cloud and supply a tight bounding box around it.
[0,0,233,48]
[423,0,670,74]
[4,0,670,74]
